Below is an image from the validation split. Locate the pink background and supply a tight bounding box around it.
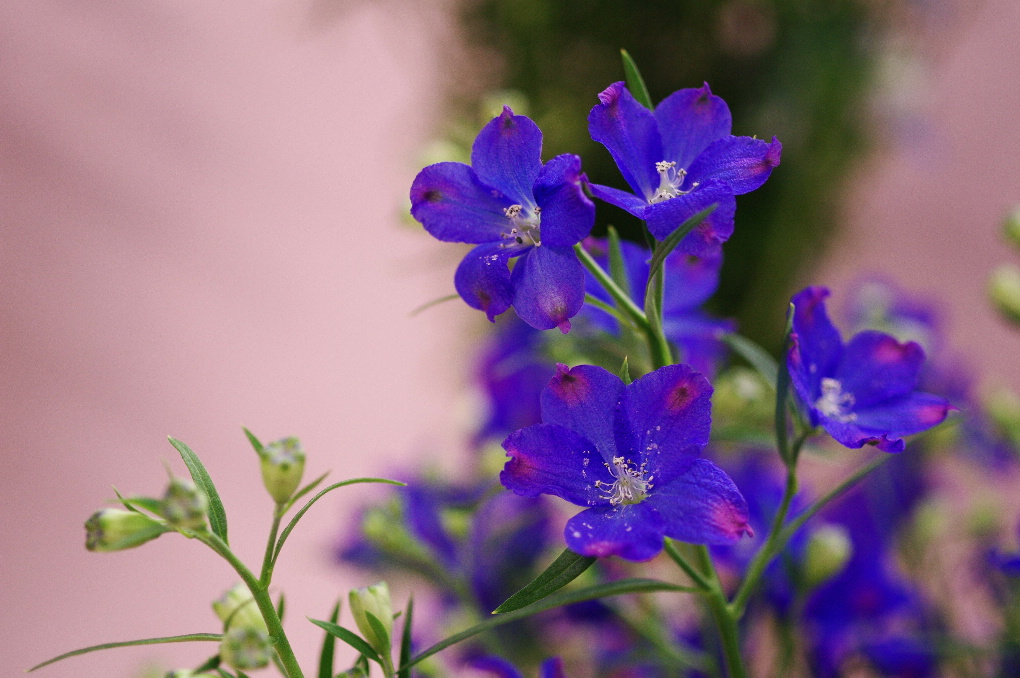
[2,2,1019,677]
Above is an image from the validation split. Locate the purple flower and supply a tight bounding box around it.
[788,287,952,453]
[587,82,781,252]
[410,107,595,332]
[466,655,566,678]
[500,363,751,561]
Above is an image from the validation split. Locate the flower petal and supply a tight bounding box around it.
[471,106,543,208]
[410,162,513,243]
[687,136,782,195]
[654,83,733,171]
[510,244,585,332]
[647,459,752,545]
[818,414,905,453]
[643,180,736,252]
[501,424,613,507]
[454,242,518,322]
[565,503,666,561]
[541,364,625,463]
[617,364,713,484]
[588,81,663,201]
[852,392,951,439]
[788,286,844,411]
[662,248,723,311]
[538,658,566,678]
[533,154,595,248]
[835,330,925,406]
[587,182,649,218]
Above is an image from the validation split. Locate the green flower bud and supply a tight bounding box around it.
[711,367,773,430]
[348,582,393,656]
[212,583,268,633]
[220,626,273,671]
[259,437,306,504]
[803,524,852,589]
[1003,205,1020,250]
[161,477,208,531]
[165,671,219,678]
[84,508,166,552]
[989,264,1020,326]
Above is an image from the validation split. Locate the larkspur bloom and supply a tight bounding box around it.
[501,363,751,561]
[587,82,781,252]
[788,286,951,453]
[410,107,594,332]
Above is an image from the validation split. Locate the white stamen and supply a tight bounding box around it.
[500,203,542,248]
[594,456,653,506]
[649,160,699,204]
[815,378,857,422]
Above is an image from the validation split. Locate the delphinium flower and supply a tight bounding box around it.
[787,286,952,453]
[466,655,566,678]
[501,363,751,561]
[583,238,734,375]
[411,107,595,332]
[587,82,781,251]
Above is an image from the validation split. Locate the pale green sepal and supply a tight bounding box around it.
[620,49,653,109]
[617,357,632,385]
[242,427,265,455]
[28,633,221,672]
[168,437,229,544]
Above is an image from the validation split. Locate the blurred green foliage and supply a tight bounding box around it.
[459,0,890,350]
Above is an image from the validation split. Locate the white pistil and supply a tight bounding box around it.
[649,160,700,204]
[594,456,653,506]
[500,204,542,247]
[815,378,857,423]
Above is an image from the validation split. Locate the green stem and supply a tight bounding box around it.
[644,267,674,369]
[663,539,713,591]
[573,243,650,332]
[260,505,284,586]
[200,532,305,678]
[694,546,746,678]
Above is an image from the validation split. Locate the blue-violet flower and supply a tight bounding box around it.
[410,107,594,332]
[501,363,751,561]
[587,82,781,252]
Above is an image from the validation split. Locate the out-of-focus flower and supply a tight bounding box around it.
[410,107,595,332]
[161,477,208,531]
[787,286,951,452]
[466,655,566,678]
[501,363,751,561]
[587,82,780,250]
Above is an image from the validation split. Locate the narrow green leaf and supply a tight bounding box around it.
[584,293,634,328]
[398,597,414,678]
[215,670,235,678]
[276,592,286,622]
[617,357,632,385]
[28,633,221,672]
[409,293,461,317]
[272,478,404,566]
[168,436,229,544]
[282,471,330,514]
[606,226,632,298]
[236,671,251,678]
[317,601,341,678]
[404,578,697,671]
[307,618,381,665]
[112,487,163,517]
[192,654,221,673]
[775,303,796,467]
[645,205,717,287]
[721,333,779,389]
[492,548,597,614]
[242,427,265,456]
[364,611,391,655]
[620,49,653,109]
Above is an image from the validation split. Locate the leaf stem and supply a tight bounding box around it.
[260,505,284,586]
[663,539,712,591]
[573,243,650,332]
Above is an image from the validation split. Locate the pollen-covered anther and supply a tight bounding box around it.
[595,456,653,505]
[501,203,542,247]
[815,377,857,423]
[649,160,697,204]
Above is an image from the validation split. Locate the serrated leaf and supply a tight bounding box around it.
[493,548,596,614]
[317,601,341,678]
[168,437,229,543]
[403,578,697,671]
[398,597,414,678]
[617,357,632,385]
[620,49,653,109]
[721,333,779,389]
[28,633,221,672]
[307,618,381,665]
[272,477,405,567]
[242,427,265,456]
[645,205,717,287]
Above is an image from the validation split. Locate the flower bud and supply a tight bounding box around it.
[84,508,166,552]
[989,264,1020,326]
[348,582,393,655]
[212,583,268,633]
[165,671,219,678]
[1003,205,1020,250]
[803,524,852,589]
[220,626,273,671]
[161,477,208,531]
[259,437,306,504]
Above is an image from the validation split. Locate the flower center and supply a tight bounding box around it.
[649,161,699,204]
[500,204,542,247]
[815,377,857,422]
[595,456,653,506]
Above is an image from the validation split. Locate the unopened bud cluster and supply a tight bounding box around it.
[214,583,272,671]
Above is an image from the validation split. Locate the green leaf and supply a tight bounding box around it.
[168,436,229,544]
[28,633,221,672]
[606,226,632,298]
[364,611,391,654]
[398,597,414,678]
[775,303,796,467]
[584,293,635,328]
[192,654,221,673]
[409,293,461,317]
[617,356,632,385]
[282,470,330,514]
[276,592,286,622]
[242,427,265,456]
[620,49,653,109]
[645,205,717,288]
[307,618,381,665]
[317,601,341,678]
[272,477,405,566]
[403,578,698,671]
[721,333,779,389]
[492,548,597,614]
[112,487,163,517]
